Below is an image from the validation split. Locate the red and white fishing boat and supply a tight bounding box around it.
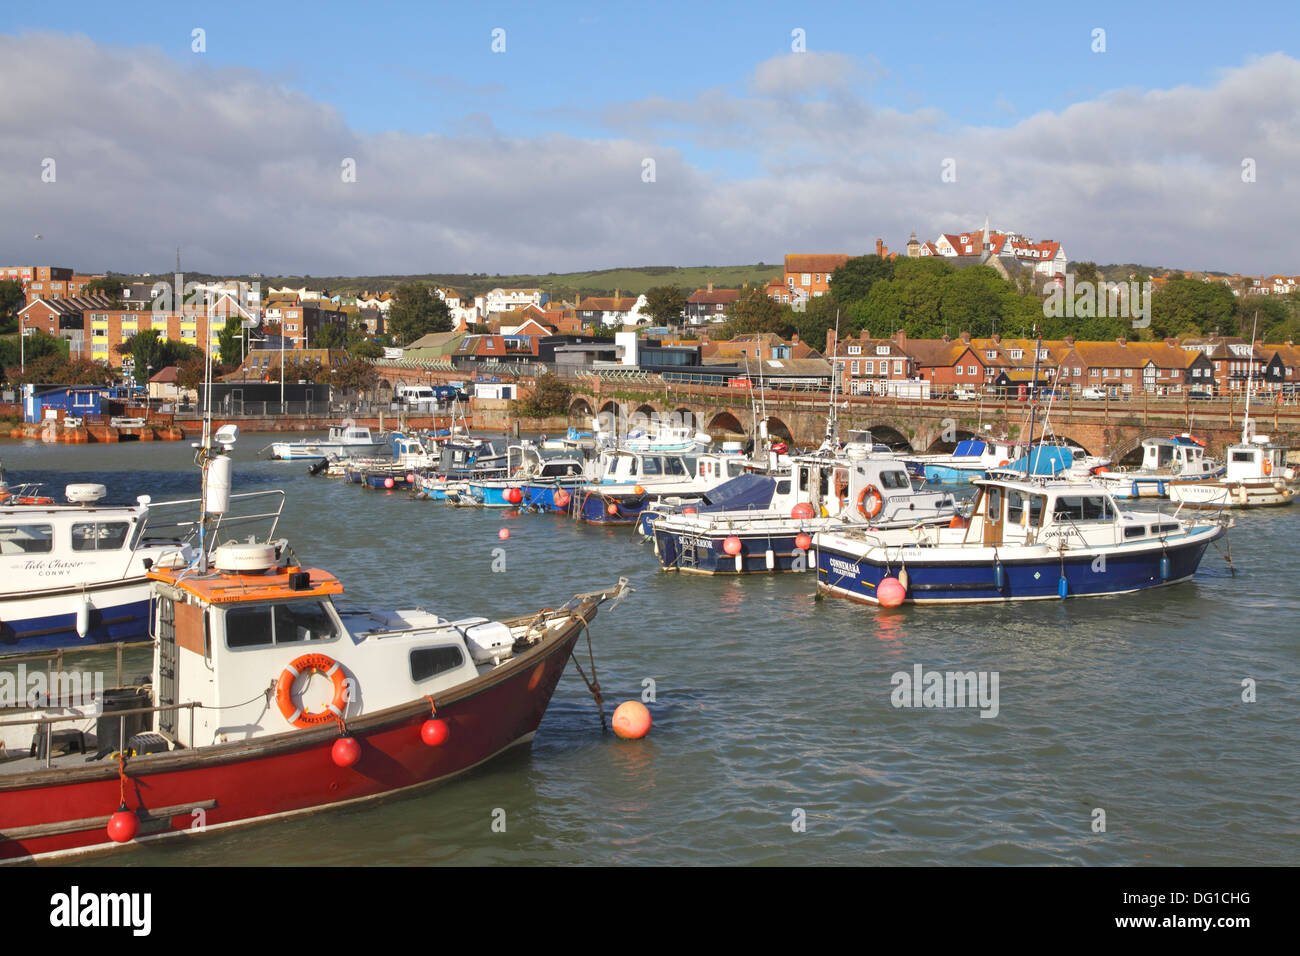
[0,423,628,864]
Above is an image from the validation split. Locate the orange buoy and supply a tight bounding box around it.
[421,718,450,746]
[612,701,652,739]
[106,804,139,843]
[791,502,815,520]
[795,532,812,551]
[877,576,906,607]
[948,514,967,529]
[683,506,697,514]
[384,477,395,489]
[633,485,646,495]
[498,528,510,540]
[332,736,361,767]
[722,535,743,555]
[606,503,619,516]
[553,489,571,508]
[406,473,417,484]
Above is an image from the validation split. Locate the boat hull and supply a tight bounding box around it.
[815,527,1223,604]
[652,526,817,574]
[1168,481,1295,508]
[0,618,583,863]
[1,583,153,657]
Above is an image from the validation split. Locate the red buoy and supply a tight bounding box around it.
[406,473,417,484]
[505,487,523,504]
[384,477,395,489]
[553,489,571,509]
[795,532,812,551]
[106,804,139,843]
[498,528,510,540]
[332,736,361,767]
[723,535,743,556]
[683,506,697,515]
[877,576,906,608]
[421,718,450,746]
[606,503,619,516]
[791,502,815,520]
[612,701,652,740]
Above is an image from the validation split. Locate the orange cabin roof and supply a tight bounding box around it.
[148,565,344,604]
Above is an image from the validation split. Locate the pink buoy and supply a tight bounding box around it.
[795,532,812,551]
[553,489,571,509]
[406,473,417,484]
[106,804,139,843]
[612,701,652,740]
[421,718,450,746]
[722,535,743,556]
[791,502,815,520]
[384,477,395,489]
[606,503,619,516]
[498,528,510,540]
[877,576,907,608]
[332,736,361,767]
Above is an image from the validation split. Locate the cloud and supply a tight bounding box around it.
[2,33,1298,276]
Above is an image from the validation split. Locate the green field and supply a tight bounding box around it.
[116,265,784,303]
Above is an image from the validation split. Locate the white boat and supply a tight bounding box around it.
[1092,435,1224,498]
[0,481,284,657]
[1169,435,1294,508]
[267,424,388,461]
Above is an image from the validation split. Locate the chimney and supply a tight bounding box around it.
[960,331,971,344]
[1117,337,1127,347]
[894,329,907,346]
[825,328,838,357]
[942,333,951,343]
[1064,335,1075,346]
[1164,337,1178,347]
[707,281,713,293]
[991,333,1001,345]
[791,332,800,345]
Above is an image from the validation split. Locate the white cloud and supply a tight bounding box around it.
[1,33,1297,276]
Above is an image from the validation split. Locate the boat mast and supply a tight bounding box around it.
[1025,325,1042,448]
[1242,310,1259,444]
[824,310,841,450]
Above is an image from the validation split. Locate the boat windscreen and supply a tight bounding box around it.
[698,472,777,509]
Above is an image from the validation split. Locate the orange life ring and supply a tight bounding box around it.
[1263,459,1272,476]
[276,653,349,728]
[857,484,884,519]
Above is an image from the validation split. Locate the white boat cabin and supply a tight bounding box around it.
[957,479,1180,548]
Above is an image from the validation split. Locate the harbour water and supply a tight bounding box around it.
[2,437,1296,866]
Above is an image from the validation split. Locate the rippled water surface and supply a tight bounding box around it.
[3,436,1296,866]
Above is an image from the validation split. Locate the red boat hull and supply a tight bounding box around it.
[0,624,582,863]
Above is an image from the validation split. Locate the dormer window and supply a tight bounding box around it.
[847,345,862,355]
[1009,349,1023,360]
[876,346,889,355]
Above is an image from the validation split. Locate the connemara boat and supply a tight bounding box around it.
[814,474,1225,604]
[0,427,630,864]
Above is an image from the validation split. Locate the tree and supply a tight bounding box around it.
[328,359,378,391]
[349,338,384,359]
[1071,261,1100,286]
[785,293,839,352]
[643,285,687,326]
[0,329,67,379]
[127,331,201,386]
[1150,277,1237,339]
[217,317,244,367]
[830,255,895,305]
[5,354,114,387]
[83,276,124,306]
[0,279,24,333]
[176,355,208,392]
[513,374,572,418]
[719,286,791,338]
[387,283,451,344]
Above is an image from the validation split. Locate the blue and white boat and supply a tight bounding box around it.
[570,446,753,524]
[417,438,509,501]
[649,451,959,574]
[0,481,284,655]
[1092,435,1224,499]
[467,445,587,509]
[814,474,1225,604]
[902,439,1024,484]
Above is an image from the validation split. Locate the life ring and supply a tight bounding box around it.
[1263,459,1272,476]
[276,654,349,728]
[857,484,884,519]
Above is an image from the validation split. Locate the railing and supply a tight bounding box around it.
[0,700,201,768]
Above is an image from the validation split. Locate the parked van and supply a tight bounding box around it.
[1080,386,1106,400]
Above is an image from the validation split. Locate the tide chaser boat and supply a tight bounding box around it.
[267,424,388,461]
[814,474,1226,604]
[0,426,629,863]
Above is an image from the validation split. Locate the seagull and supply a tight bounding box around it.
[34,234,42,240]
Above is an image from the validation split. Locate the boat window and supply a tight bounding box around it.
[71,521,130,551]
[1157,445,1174,466]
[642,457,664,476]
[727,461,747,477]
[776,480,791,494]
[1230,450,1254,462]
[985,486,1002,522]
[410,645,465,682]
[665,457,688,476]
[880,470,910,490]
[226,601,339,649]
[1052,495,1112,521]
[1028,494,1047,526]
[1006,490,1025,524]
[0,523,54,555]
[1124,526,1146,539]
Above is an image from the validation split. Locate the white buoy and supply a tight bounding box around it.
[808,549,816,570]
[75,599,91,638]
[734,554,743,573]
[765,549,775,570]
[205,455,232,515]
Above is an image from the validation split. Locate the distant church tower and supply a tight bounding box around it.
[907,231,920,258]
[981,214,991,258]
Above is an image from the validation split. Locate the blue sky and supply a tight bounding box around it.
[3,2,1299,274]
